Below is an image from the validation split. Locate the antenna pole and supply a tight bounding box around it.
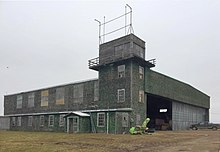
[125,5,127,35]
[126,4,134,34]
[103,16,106,43]
[94,19,102,46]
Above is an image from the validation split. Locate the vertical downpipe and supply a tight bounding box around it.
[107,112,109,134]
[130,61,133,108]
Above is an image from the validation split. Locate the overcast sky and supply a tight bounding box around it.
[0,0,219,122]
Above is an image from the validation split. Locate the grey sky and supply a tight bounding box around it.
[0,0,219,122]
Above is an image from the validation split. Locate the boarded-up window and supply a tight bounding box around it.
[12,117,16,126]
[59,115,65,127]
[17,117,21,126]
[48,115,54,127]
[118,89,125,102]
[28,116,33,126]
[16,95,22,109]
[139,66,144,79]
[97,113,105,127]
[73,84,84,103]
[139,90,144,103]
[118,65,125,78]
[40,115,44,126]
[56,87,65,105]
[41,90,48,107]
[94,81,99,101]
[28,93,35,108]
[122,113,129,127]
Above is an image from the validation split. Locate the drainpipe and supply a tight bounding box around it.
[107,111,109,134]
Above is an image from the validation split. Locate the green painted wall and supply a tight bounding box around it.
[145,69,210,109]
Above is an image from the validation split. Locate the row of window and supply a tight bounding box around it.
[11,115,65,127]
[97,113,129,127]
[16,82,99,109]
[117,89,144,103]
[12,112,131,128]
[118,65,144,79]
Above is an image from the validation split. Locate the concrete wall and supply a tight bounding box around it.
[0,116,10,130]
[145,69,210,109]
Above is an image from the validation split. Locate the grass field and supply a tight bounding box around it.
[0,130,220,152]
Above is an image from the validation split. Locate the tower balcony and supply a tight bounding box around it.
[88,57,99,70]
[88,54,156,71]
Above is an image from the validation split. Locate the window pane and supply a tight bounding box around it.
[73,84,84,103]
[97,113,105,127]
[28,93,35,108]
[41,90,48,107]
[56,87,65,105]
[118,89,125,102]
[40,115,44,126]
[118,65,125,78]
[16,95,22,109]
[49,115,54,127]
[59,115,65,127]
[139,66,144,79]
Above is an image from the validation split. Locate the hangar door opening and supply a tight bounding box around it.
[147,94,172,130]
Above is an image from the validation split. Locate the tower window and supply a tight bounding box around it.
[118,65,125,78]
[139,90,144,103]
[139,66,144,79]
[118,89,125,102]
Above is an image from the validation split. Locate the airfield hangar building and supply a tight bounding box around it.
[4,34,210,133]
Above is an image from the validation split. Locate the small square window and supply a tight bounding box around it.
[118,89,125,102]
[97,113,105,127]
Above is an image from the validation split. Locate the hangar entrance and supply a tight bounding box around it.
[147,94,172,130]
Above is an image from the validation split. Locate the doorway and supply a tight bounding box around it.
[67,116,79,133]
